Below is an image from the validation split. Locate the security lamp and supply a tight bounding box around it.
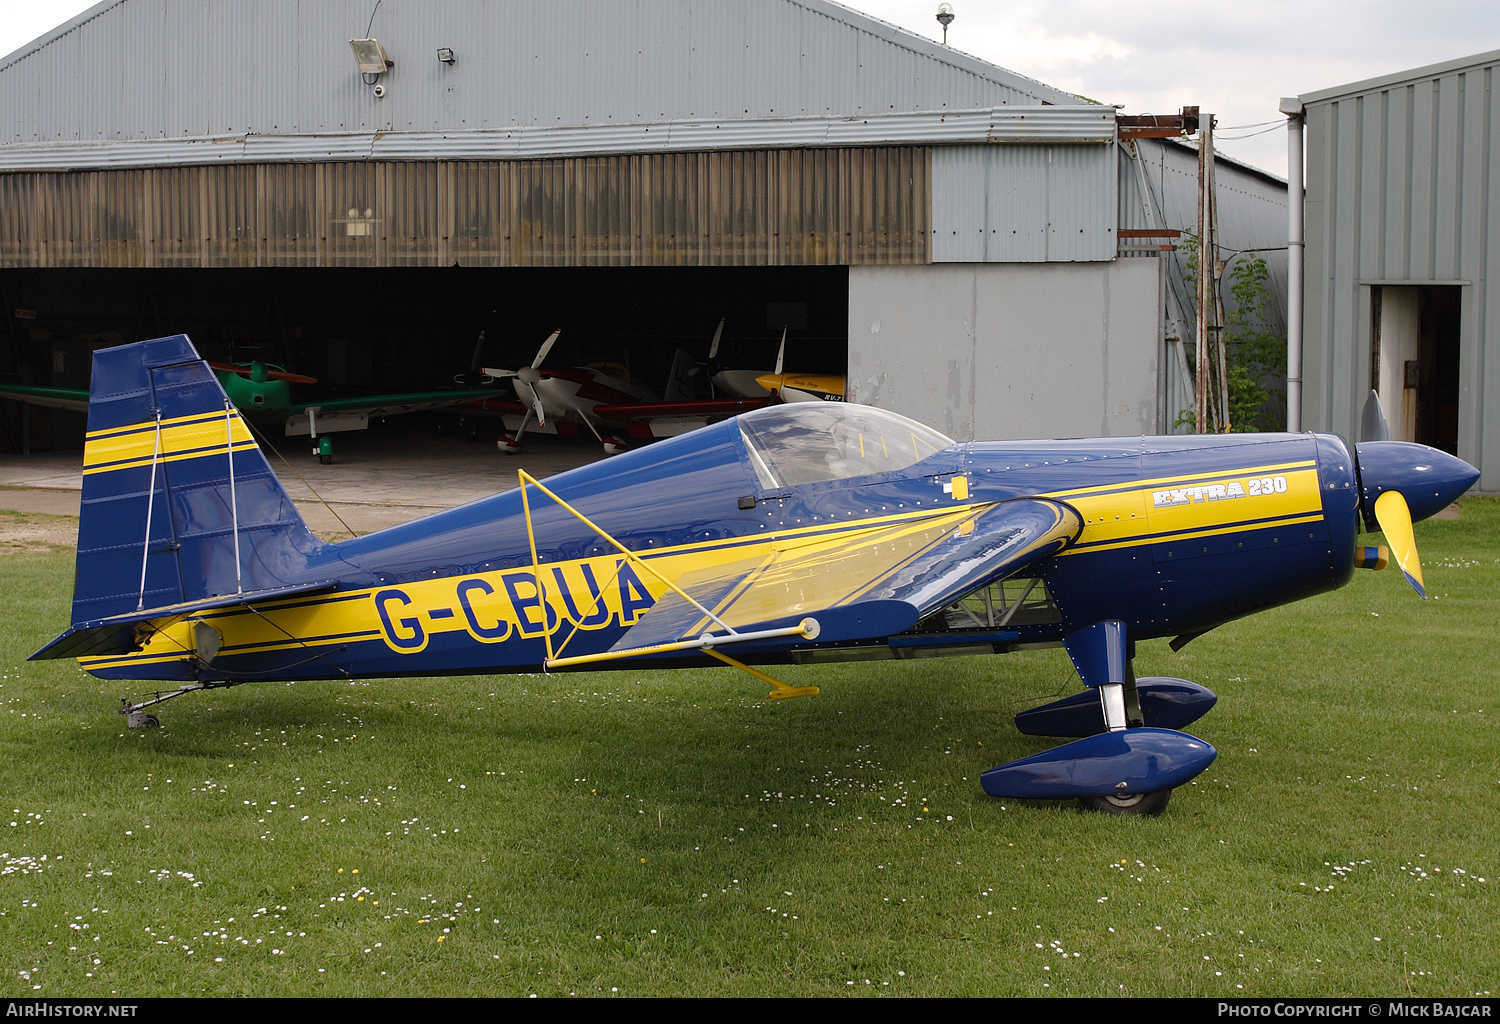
[436,47,455,65]
[936,3,954,44]
[350,38,391,76]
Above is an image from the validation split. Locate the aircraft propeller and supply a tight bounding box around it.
[453,328,491,388]
[703,318,726,397]
[1352,390,1478,597]
[484,329,561,429]
[209,361,317,386]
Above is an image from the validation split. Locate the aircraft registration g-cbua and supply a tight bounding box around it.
[34,336,1480,815]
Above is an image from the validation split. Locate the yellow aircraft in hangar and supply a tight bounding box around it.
[754,329,846,403]
[32,335,1480,816]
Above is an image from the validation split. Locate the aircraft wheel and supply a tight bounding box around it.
[496,437,518,455]
[1081,788,1171,816]
[125,711,160,729]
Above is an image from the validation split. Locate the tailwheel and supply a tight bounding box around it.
[1081,788,1171,816]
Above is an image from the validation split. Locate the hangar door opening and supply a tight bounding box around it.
[1370,285,1461,454]
[0,264,848,454]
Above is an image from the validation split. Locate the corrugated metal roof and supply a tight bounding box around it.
[0,106,1115,172]
[0,0,1083,151]
[1299,47,1500,105]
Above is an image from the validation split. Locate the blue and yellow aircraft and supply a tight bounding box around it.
[32,336,1480,815]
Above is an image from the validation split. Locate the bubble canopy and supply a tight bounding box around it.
[737,403,956,489]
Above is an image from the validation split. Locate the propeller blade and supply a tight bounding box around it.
[531,329,561,370]
[469,330,487,375]
[1360,389,1391,443]
[1373,490,1425,597]
[774,328,786,376]
[209,361,317,386]
[524,380,546,427]
[709,318,725,360]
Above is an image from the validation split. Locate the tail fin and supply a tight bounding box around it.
[663,348,696,402]
[36,335,327,658]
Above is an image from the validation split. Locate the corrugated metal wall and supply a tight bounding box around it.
[0,148,930,268]
[931,143,1118,262]
[1302,52,1498,489]
[0,0,1076,147]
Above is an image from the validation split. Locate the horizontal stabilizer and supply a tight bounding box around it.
[31,580,341,661]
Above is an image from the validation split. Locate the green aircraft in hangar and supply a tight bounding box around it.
[0,359,509,462]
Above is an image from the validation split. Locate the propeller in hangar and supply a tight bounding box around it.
[208,361,318,385]
[1354,389,1478,597]
[484,329,561,428]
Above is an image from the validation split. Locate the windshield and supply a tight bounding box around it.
[738,403,955,489]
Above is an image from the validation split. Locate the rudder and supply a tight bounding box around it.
[70,335,324,629]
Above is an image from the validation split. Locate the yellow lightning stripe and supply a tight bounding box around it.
[1056,465,1323,556]
[79,505,991,669]
[82,412,256,476]
[1042,459,1317,501]
[1072,513,1327,556]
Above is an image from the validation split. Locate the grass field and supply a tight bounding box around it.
[0,500,1495,997]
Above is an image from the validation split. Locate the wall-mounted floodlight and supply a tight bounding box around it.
[436,47,455,65]
[350,38,392,76]
[936,3,955,45]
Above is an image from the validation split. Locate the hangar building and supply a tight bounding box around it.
[0,0,1287,454]
[1298,49,1500,492]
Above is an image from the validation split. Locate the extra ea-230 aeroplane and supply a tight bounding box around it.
[34,336,1479,815]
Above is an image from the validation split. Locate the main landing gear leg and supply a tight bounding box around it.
[497,408,535,454]
[979,620,1217,815]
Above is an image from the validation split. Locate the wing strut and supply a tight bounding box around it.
[515,470,820,698]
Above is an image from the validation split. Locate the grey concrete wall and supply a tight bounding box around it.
[847,259,1162,441]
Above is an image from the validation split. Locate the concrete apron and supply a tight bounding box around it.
[0,425,606,537]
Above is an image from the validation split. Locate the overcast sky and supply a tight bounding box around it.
[854,0,1500,175]
[5,0,1500,175]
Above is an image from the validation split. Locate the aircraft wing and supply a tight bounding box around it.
[282,388,515,435]
[0,383,509,424]
[592,398,769,438]
[0,384,91,413]
[287,388,507,418]
[609,498,1081,653]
